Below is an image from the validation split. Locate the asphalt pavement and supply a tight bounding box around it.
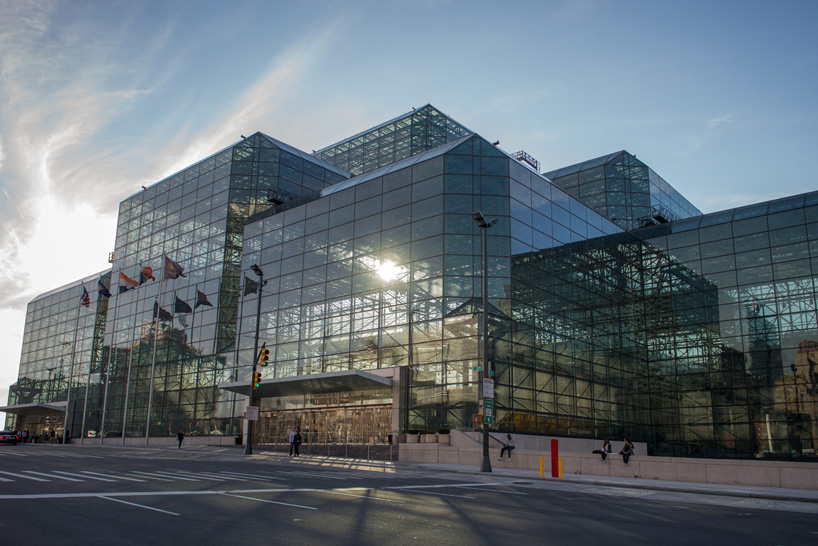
[242,446,818,505]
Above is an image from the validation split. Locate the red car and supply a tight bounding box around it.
[0,431,20,445]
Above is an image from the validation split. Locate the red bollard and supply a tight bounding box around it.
[551,438,559,478]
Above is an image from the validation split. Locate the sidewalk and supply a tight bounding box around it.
[67,443,818,504]
[396,459,818,504]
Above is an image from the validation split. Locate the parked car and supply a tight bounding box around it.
[0,431,20,445]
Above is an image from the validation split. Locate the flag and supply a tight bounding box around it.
[80,286,90,307]
[139,266,155,285]
[244,275,259,296]
[118,272,138,294]
[164,256,186,280]
[174,294,192,314]
[97,278,111,298]
[195,289,213,309]
[153,301,173,321]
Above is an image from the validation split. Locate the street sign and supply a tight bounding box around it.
[484,399,494,424]
[245,405,259,421]
[473,366,483,371]
[483,378,494,399]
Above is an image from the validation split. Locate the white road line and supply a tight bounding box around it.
[219,492,318,510]
[322,490,406,503]
[98,496,180,516]
[0,471,50,482]
[217,471,281,481]
[454,485,529,495]
[150,471,200,481]
[0,476,13,482]
[128,471,172,481]
[169,471,225,481]
[0,485,439,502]
[24,471,83,482]
[53,471,115,482]
[81,471,146,482]
[279,471,352,480]
[391,488,475,499]
[194,472,247,481]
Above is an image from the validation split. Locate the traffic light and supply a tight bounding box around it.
[260,347,269,367]
[253,371,262,389]
[473,413,483,425]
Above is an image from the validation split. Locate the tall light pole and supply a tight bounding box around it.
[473,211,497,473]
[245,264,265,455]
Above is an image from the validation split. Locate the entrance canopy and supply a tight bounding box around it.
[0,403,66,418]
[219,369,393,398]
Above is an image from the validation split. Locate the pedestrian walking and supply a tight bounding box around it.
[293,430,302,457]
[497,434,515,461]
[289,427,298,456]
[619,438,634,464]
[593,438,613,462]
[177,429,185,449]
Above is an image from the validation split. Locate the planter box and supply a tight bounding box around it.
[438,434,450,445]
[407,435,420,443]
[422,434,437,443]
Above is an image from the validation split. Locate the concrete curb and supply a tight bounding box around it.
[396,461,818,504]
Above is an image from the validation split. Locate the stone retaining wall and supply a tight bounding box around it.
[398,430,818,490]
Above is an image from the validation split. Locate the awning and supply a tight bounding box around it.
[218,369,393,398]
[0,403,66,417]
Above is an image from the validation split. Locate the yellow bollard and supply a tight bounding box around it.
[558,458,563,479]
[539,456,544,478]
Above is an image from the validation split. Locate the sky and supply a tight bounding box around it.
[1,0,816,423]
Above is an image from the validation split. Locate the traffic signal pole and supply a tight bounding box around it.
[245,268,265,456]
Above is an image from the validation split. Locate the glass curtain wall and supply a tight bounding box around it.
[5,273,109,439]
[547,151,702,231]
[91,133,347,440]
[314,104,472,177]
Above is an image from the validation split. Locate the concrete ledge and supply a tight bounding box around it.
[398,432,818,490]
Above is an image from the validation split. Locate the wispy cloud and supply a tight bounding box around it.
[707,113,738,130]
[162,21,343,177]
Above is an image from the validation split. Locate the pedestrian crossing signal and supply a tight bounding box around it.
[473,413,483,425]
[253,371,262,389]
[260,347,269,367]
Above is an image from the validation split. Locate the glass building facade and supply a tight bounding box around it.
[545,151,701,231]
[5,105,817,460]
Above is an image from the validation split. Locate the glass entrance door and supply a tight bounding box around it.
[257,405,391,446]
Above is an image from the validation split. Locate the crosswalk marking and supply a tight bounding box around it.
[0,470,50,482]
[218,471,286,481]
[169,470,224,482]
[150,471,200,481]
[24,471,82,482]
[82,471,146,482]
[0,449,102,459]
[53,470,115,482]
[128,471,173,481]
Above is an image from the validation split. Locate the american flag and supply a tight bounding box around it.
[80,286,90,307]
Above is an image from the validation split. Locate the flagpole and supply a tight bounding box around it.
[212,278,222,355]
[190,286,197,351]
[62,282,83,443]
[99,283,120,442]
[120,269,142,446]
[232,275,246,437]
[80,277,109,442]
[145,275,164,445]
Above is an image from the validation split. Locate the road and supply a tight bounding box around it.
[0,444,815,545]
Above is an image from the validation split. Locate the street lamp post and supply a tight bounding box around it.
[473,211,497,473]
[245,264,265,455]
